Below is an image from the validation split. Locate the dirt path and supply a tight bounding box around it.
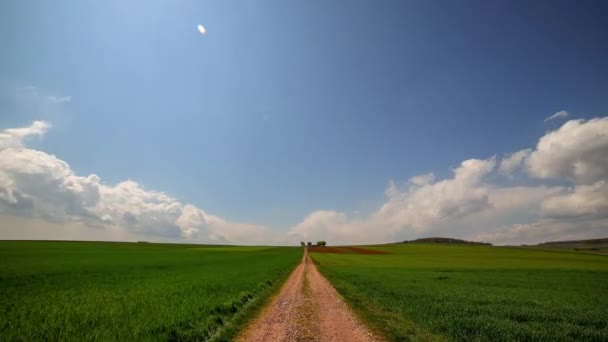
[238,249,381,342]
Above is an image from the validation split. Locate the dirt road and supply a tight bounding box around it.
[238,249,381,342]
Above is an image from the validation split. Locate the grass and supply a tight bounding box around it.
[311,244,608,341]
[0,241,302,341]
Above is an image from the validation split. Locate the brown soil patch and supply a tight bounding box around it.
[307,246,347,253]
[238,250,381,342]
[341,247,391,255]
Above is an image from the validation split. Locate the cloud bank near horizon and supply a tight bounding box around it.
[1,116,607,245]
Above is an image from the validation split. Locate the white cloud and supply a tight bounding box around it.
[288,210,372,245]
[286,117,608,245]
[409,173,435,186]
[472,118,608,244]
[1,115,607,246]
[542,181,608,220]
[384,180,400,198]
[0,121,274,244]
[527,117,608,184]
[288,157,563,245]
[46,96,72,104]
[0,215,145,242]
[544,110,569,122]
[499,148,531,175]
[377,158,496,233]
[0,121,50,149]
[474,219,608,245]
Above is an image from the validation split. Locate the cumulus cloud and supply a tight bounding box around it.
[499,149,531,175]
[409,173,435,186]
[474,117,608,244]
[290,162,564,245]
[541,181,608,220]
[544,110,569,122]
[378,158,496,232]
[289,117,608,245]
[289,211,359,245]
[527,117,608,184]
[474,219,608,246]
[0,121,275,244]
[2,115,607,246]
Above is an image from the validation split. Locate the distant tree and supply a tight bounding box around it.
[316,241,327,247]
[307,241,312,247]
[300,241,305,247]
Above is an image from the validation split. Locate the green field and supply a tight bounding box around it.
[311,244,608,341]
[0,241,302,341]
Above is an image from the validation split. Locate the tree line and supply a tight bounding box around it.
[300,241,327,247]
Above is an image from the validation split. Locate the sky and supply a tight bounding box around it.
[1,0,607,245]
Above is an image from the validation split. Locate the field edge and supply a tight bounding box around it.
[211,251,303,342]
[310,256,443,342]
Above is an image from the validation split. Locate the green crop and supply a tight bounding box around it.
[311,244,608,341]
[0,241,302,341]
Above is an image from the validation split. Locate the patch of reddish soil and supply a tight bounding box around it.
[341,247,390,255]
[307,246,347,253]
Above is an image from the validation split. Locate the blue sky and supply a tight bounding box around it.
[1,1,607,244]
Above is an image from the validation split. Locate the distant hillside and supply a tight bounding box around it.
[532,238,608,255]
[538,238,608,246]
[403,237,492,246]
